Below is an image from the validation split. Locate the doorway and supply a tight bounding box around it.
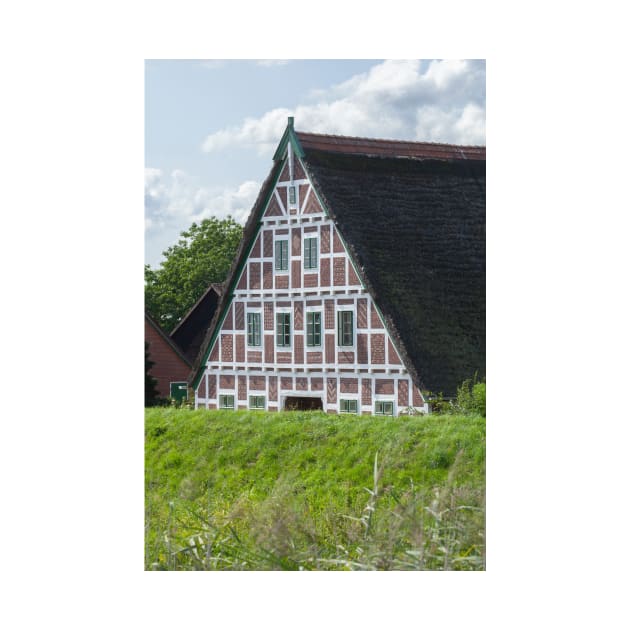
[283,396,323,411]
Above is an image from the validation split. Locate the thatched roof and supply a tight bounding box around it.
[170,283,223,363]
[299,136,485,396]
[190,124,485,397]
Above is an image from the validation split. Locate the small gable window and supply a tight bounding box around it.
[247,312,261,347]
[219,395,234,409]
[288,185,297,206]
[375,401,394,416]
[276,312,291,347]
[337,311,354,347]
[275,240,288,271]
[306,312,321,347]
[304,237,318,269]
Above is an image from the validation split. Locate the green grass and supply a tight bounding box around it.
[145,408,485,570]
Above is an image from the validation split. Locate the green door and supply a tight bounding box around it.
[170,382,188,403]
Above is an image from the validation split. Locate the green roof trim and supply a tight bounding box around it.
[272,117,304,162]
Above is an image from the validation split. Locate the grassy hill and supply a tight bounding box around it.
[145,408,485,570]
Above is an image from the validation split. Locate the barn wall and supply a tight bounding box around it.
[145,319,190,399]
[195,157,427,416]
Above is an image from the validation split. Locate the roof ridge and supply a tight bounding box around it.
[295,129,485,150]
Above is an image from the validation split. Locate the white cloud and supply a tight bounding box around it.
[255,60,290,67]
[144,168,260,267]
[202,59,486,153]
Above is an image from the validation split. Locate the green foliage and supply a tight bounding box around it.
[145,409,485,570]
[145,217,243,333]
[454,376,486,417]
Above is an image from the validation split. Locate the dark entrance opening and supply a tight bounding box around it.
[284,396,323,411]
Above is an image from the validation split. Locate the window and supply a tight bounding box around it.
[340,399,358,414]
[306,311,321,347]
[276,312,291,347]
[337,311,354,347]
[304,237,318,269]
[219,394,234,409]
[275,240,288,271]
[375,401,394,416]
[249,395,265,409]
[247,312,261,346]
[288,185,297,206]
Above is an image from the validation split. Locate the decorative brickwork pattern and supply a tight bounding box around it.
[338,351,354,363]
[298,184,309,211]
[249,262,261,290]
[278,161,290,182]
[320,225,330,253]
[296,377,307,391]
[307,351,323,364]
[292,228,301,256]
[275,274,289,289]
[357,334,368,363]
[357,299,368,329]
[235,335,245,362]
[277,352,292,364]
[347,262,360,286]
[413,386,424,406]
[208,375,216,398]
[371,333,385,364]
[324,300,334,329]
[340,378,358,393]
[263,230,273,257]
[311,377,323,390]
[264,335,274,363]
[388,339,402,364]
[264,196,283,217]
[222,305,233,330]
[333,257,346,286]
[234,302,244,330]
[268,376,277,401]
[375,379,394,395]
[294,301,303,330]
[361,378,372,405]
[263,262,273,289]
[238,375,246,400]
[303,194,320,214]
[304,273,318,287]
[249,375,265,391]
[371,303,383,328]
[320,258,330,286]
[327,378,337,403]
[325,334,335,363]
[398,380,409,407]
[251,234,261,258]
[291,260,301,288]
[247,351,262,363]
[219,375,234,389]
[294,334,304,364]
[281,377,293,390]
[264,303,274,330]
[333,228,344,253]
[221,334,233,361]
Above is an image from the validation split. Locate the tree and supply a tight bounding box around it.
[145,217,243,333]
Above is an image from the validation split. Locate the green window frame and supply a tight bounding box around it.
[276,312,291,347]
[219,394,234,409]
[249,395,265,409]
[337,311,354,347]
[275,240,288,271]
[340,399,358,414]
[247,312,261,346]
[375,401,394,416]
[304,237,318,269]
[288,185,297,206]
[306,311,321,347]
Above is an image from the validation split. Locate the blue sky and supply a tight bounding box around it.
[145,59,486,268]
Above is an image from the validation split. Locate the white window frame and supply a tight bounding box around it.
[218,393,235,409]
[335,306,356,350]
[303,235,319,272]
[275,307,292,350]
[305,308,323,348]
[246,307,263,347]
[339,398,359,414]
[274,236,289,274]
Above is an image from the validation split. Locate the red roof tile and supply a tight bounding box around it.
[296,131,485,161]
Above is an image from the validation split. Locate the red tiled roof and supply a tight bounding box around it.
[296,131,485,161]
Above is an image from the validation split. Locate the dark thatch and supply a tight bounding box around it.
[302,148,485,397]
[170,283,223,363]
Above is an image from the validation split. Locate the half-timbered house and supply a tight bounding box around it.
[189,118,485,415]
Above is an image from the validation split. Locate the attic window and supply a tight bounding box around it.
[337,311,354,347]
[288,185,297,206]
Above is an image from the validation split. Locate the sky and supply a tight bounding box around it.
[145,59,486,268]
